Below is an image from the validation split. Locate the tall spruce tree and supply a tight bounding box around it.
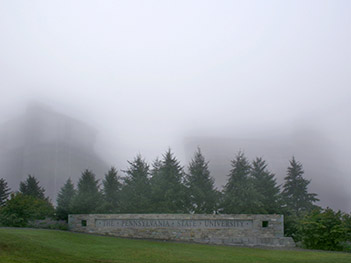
[282,157,319,215]
[19,175,45,200]
[251,157,281,213]
[148,157,162,212]
[120,155,151,213]
[150,158,162,178]
[71,170,102,214]
[102,167,121,213]
[186,148,218,214]
[0,178,11,207]
[222,152,263,214]
[150,149,189,213]
[56,178,76,220]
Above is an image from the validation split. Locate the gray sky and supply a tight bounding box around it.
[0,1,350,210]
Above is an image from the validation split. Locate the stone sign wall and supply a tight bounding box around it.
[68,214,295,247]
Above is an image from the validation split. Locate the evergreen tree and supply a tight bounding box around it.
[71,170,102,214]
[222,152,263,214]
[120,155,152,213]
[186,148,218,214]
[0,178,11,207]
[150,158,162,178]
[19,175,45,200]
[102,167,121,213]
[282,157,319,216]
[150,149,189,213]
[56,178,76,220]
[251,157,282,213]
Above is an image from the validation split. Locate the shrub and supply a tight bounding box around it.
[299,208,349,251]
[0,193,54,227]
[28,218,68,230]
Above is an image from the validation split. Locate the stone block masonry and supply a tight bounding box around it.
[68,214,295,247]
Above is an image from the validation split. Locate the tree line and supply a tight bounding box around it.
[0,148,350,251]
[55,149,319,219]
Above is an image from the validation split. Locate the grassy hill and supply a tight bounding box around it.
[0,228,350,263]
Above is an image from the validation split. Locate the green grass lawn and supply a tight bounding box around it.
[0,228,350,263]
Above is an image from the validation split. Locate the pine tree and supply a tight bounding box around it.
[120,155,151,213]
[148,157,162,212]
[56,178,76,220]
[71,170,102,214]
[150,158,162,178]
[222,152,263,214]
[19,175,45,200]
[251,157,282,213]
[102,167,121,213]
[186,148,218,214]
[150,149,189,213]
[0,178,11,207]
[282,157,319,216]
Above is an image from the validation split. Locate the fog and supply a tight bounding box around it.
[0,0,350,211]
